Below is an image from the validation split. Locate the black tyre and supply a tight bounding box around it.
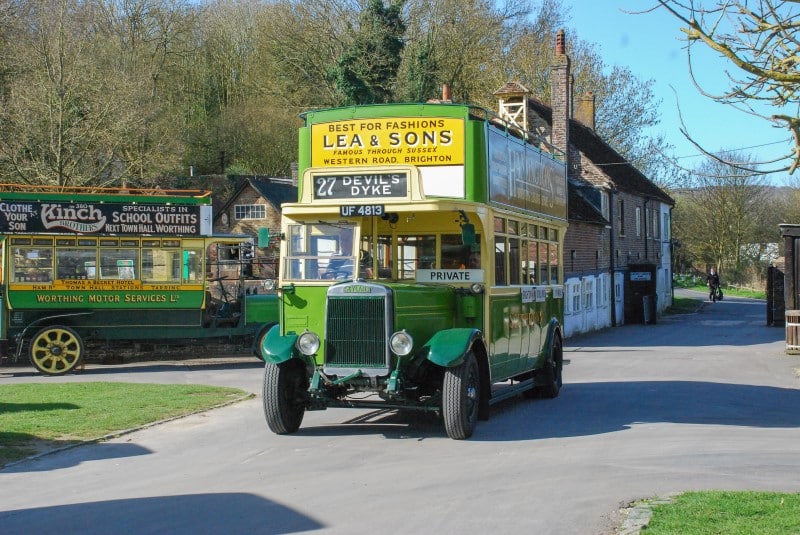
[536,336,563,399]
[442,351,480,440]
[263,360,308,434]
[29,326,84,375]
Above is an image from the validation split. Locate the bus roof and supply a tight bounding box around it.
[0,184,212,205]
[300,102,485,124]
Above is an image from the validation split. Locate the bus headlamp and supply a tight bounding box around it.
[390,330,414,356]
[296,331,320,356]
[470,283,484,294]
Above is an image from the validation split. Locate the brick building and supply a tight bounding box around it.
[495,29,674,336]
[214,176,297,280]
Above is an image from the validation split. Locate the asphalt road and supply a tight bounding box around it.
[2,289,799,534]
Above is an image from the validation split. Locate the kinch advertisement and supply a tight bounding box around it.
[0,200,212,237]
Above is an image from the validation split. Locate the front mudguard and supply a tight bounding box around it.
[260,324,298,365]
[424,328,483,368]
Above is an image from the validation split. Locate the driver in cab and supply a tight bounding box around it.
[323,228,373,279]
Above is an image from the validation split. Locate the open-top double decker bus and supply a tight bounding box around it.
[261,102,567,439]
[0,184,278,375]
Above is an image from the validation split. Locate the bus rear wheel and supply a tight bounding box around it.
[536,336,563,399]
[29,326,84,375]
[442,350,480,440]
[263,360,308,434]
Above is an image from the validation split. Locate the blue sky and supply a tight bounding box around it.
[563,1,793,183]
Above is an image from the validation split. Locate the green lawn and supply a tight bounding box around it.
[643,491,800,534]
[0,382,252,467]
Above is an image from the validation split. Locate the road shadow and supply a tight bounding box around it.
[568,296,783,349]
[286,380,800,442]
[294,409,445,440]
[475,379,800,441]
[0,493,324,534]
[2,442,152,473]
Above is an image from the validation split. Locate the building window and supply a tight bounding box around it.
[570,281,582,313]
[635,206,642,237]
[600,191,609,219]
[583,278,594,310]
[645,208,651,238]
[653,209,659,239]
[617,199,625,236]
[235,204,266,220]
[597,274,609,307]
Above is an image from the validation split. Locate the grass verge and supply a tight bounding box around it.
[642,491,800,534]
[665,295,702,314]
[675,282,766,300]
[0,382,252,468]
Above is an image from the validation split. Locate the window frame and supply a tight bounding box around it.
[234,204,267,221]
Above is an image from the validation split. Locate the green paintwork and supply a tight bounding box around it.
[424,328,480,367]
[279,285,328,364]
[245,293,279,324]
[260,323,297,364]
[8,290,205,309]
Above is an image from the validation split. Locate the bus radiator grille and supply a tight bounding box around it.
[326,296,386,369]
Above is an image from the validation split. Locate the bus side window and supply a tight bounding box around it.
[14,247,53,282]
[509,236,520,284]
[99,249,139,280]
[396,235,435,280]
[184,249,202,282]
[441,234,480,269]
[494,236,506,285]
[376,235,393,279]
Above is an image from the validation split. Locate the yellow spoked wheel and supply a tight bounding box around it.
[29,326,84,375]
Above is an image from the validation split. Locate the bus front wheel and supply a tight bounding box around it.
[263,360,308,434]
[442,350,480,440]
[29,326,84,375]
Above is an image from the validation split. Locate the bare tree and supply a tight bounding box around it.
[0,0,195,186]
[673,151,775,281]
[647,0,800,174]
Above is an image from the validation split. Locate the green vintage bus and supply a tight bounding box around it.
[261,102,567,439]
[0,184,278,375]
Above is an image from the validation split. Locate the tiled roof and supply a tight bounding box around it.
[527,99,674,206]
[569,181,609,226]
[246,177,297,207]
[493,81,532,96]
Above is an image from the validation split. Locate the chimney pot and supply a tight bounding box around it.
[442,84,452,102]
[555,29,565,55]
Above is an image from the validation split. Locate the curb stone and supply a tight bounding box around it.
[617,496,676,534]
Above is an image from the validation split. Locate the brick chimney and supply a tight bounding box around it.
[550,29,570,159]
[575,91,596,130]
